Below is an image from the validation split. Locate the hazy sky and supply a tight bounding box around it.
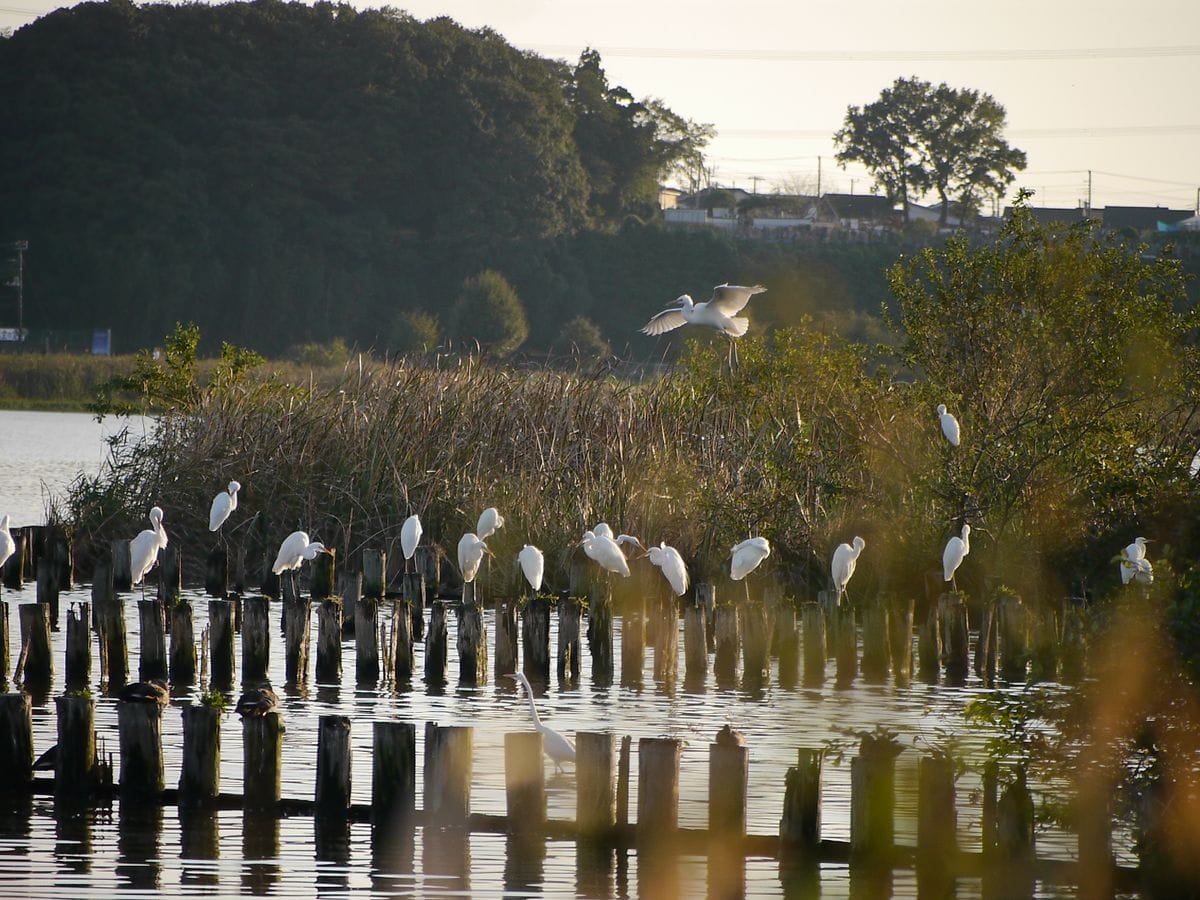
[4,0,1198,211]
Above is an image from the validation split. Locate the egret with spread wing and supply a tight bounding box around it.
[640,283,766,367]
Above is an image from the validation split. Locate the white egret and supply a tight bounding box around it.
[504,671,576,771]
[1190,448,1200,478]
[648,541,689,596]
[943,523,971,589]
[457,532,491,584]
[640,283,767,366]
[1119,538,1150,585]
[592,522,614,541]
[130,506,168,588]
[830,535,865,603]
[272,530,330,597]
[615,534,644,553]
[208,480,241,533]
[401,514,422,568]
[518,544,544,592]
[1131,557,1154,585]
[937,404,961,448]
[477,507,504,540]
[581,530,631,578]
[0,515,15,570]
[730,537,771,581]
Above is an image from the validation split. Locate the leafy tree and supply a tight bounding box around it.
[554,315,610,361]
[386,309,440,355]
[449,270,529,355]
[835,76,1026,223]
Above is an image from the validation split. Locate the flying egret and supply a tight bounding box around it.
[401,514,422,570]
[640,283,767,367]
[830,536,865,603]
[458,532,491,584]
[943,523,971,589]
[730,537,771,581]
[0,515,15,570]
[131,506,169,589]
[937,404,961,448]
[272,530,330,597]
[477,507,504,540]
[504,671,576,771]
[518,544,544,592]
[581,530,631,577]
[648,541,689,596]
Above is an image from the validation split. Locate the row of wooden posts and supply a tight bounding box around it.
[0,689,1132,893]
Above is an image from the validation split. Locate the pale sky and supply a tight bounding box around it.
[4,0,1198,211]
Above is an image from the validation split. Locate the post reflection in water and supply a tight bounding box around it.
[779,854,820,899]
[371,822,416,894]
[421,825,470,894]
[178,806,220,888]
[503,832,546,895]
[0,792,33,857]
[707,840,746,899]
[53,798,91,875]
[576,838,615,898]
[242,810,280,895]
[116,798,162,890]
[637,850,680,899]
[313,815,351,893]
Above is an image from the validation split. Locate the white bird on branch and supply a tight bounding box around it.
[937,404,961,448]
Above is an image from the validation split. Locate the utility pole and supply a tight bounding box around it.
[1086,170,1092,215]
[816,156,822,198]
[13,240,27,335]
[751,175,762,194]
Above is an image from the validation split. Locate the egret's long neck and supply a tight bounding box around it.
[523,686,543,728]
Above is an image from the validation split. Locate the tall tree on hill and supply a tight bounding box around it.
[834,76,1026,224]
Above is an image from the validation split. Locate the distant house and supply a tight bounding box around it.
[658,186,684,210]
[1003,205,1097,227]
[1101,206,1194,232]
[822,193,895,228]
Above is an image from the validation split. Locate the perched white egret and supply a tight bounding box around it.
[615,534,644,552]
[640,283,767,366]
[648,541,689,596]
[477,507,504,540]
[581,530,631,577]
[518,544,544,592]
[943,524,971,588]
[0,515,15,570]
[592,522,614,541]
[1190,448,1200,478]
[1131,557,1154,585]
[130,506,168,587]
[504,671,576,771]
[272,531,329,575]
[730,537,771,581]
[937,404,961,448]
[208,480,241,533]
[830,535,865,603]
[401,514,422,565]
[1119,537,1150,585]
[458,532,491,584]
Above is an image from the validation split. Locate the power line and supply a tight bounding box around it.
[716,124,1200,140]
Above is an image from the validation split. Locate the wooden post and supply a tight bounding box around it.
[0,600,8,686]
[616,734,632,827]
[315,597,343,684]
[504,731,545,832]
[1060,597,1088,683]
[708,732,748,836]
[94,556,130,687]
[457,591,486,685]
[159,545,182,604]
[780,749,822,849]
[138,599,168,682]
[243,711,284,810]
[683,601,707,682]
[205,546,228,597]
[0,693,33,791]
[311,550,336,600]
[19,600,53,686]
[241,596,271,684]
[169,599,196,686]
[208,599,236,690]
[917,755,957,872]
[652,590,678,684]
[392,599,413,682]
[818,589,839,657]
[801,602,826,686]
[589,581,614,687]
[576,732,616,836]
[36,558,59,633]
[937,592,969,684]
[372,721,416,830]
[993,770,1036,897]
[1077,783,1113,898]
[1029,606,1060,683]
[338,571,361,639]
[355,595,379,683]
[414,545,439,616]
[981,759,999,860]
[521,594,550,680]
[111,538,132,592]
[975,600,993,677]
[65,602,91,689]
[888,594,914,686]
[620,594,646,687]
[861,601,890,684]
[554,593,579,682]
[636,737,681,847]
[834,605,857,688]
[997,592,1029,681]
[423,722,472,824]
[740,601,770,683]
[775,602,800,688]
[494,598,518,679]
[118,699,165,797]
[402,571,425,641]
[316,715,352,815]
[362,549,386,599]
[425,601,448,684]
[284,598,312,685]
[55,694,96,797]
[917,602,941,683]
[850,743,896,861]
[180,703,222,805]
[2,528,24,589]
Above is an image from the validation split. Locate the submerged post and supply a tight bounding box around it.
[850,739,897,862]
[138,599,168,682]
[425,601,448,684]
[111,538,131,593]
[504,731,545,833]
[118,698,165,798]
[652,590,678,684]
[54,693,96,797]
[20,600,53,685]
[576,732,616,836]
[780,749,822,850]
[938,593,969,684]
[834,605,857,688]
[494,597,518,679]
[315,597,343,684]
[284,597,312,685]
[522,592,551,680]
[241,596,271,684]
[243,710,284,811]
[917,602,941,683]
[423,722,472,825]
[740,601,771,683]
[205,546,228,597]
[801,601,826,686]
[355,595,380,683]
[93,556,127,688]
[589,579,614,687]
[683,598,708,683]
[169,599,196,686]
[775,601,800,687]
[65,602,91,690]
[391,597,413,682]
[402,570,426,641]
[180,703,222,805]
[457,589,486,686]
[0,693,33,791]
[917,754,957,888]
[708,728,748,837]
[557,593,581,682]
[888,594,914,686]
[621,593,646,687]
[636,737,682,848]
[208,599,236,690]
[316,715,352,816]
[373,721,416,830]
[861,601,890,684]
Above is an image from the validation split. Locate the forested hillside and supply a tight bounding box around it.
[0,0,899,355]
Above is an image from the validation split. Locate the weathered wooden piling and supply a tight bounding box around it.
[494,598,518,679]
[504,731,545,832]
[35,559,59,632]
[620,594,646,686]
[19,600,53,685]
[457,590,487,685]
[315,597,343,684]
[576,732,617,835]
[118,699,165,797]
[54,693,96,796]
[243,711,284,810]
[138,599,168,682]
[158,545,182,605]
[240,596,271,683]
[402,571,426,641]
[981,759,999,860]
[338,571,361,638]
[283,598,312,684]
[652,591,678,683]
[372,721,416,829]
[355,595,380,683]
[208,599,237,689]
[887,595,914,686]
[861,601,891,684]
[992,770,1036,897]
[391,598,414,682]
[780,749,822,850]
[683,599,708,682]
[917,602,941,683]
[801,602,826,686]
[818,589,840,656]
[205,546,228,597]
[850,740,897,861]
[521,593,551,680]
[0,693,33,790]
[169,600,196,686]
[423,723,472,824]
[93,557,127,687]
[937,592,969,684]
[917,755,957,873]
[709,730,748,836]
[414,545,439,619]
[589,581,615,687]
[557,593,581,682]
[316,715,352,816]
[616,734,632,827]
[64,602,91,689]
[775,602,800,687]
[425,601,448,684]
[636,737,682,846]
[2,527,25,589]
[179,703,222,804]
[362,549,386,600]
[0,600,8,684]
[1029,606,1060,683]
[1060,597,1088,683]
[996,591,1029,681]
[1077,783,1114,898]
[111,538,132,592]
[740,601,771,683]
[311,549,336,600]
[834,605,857,688]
